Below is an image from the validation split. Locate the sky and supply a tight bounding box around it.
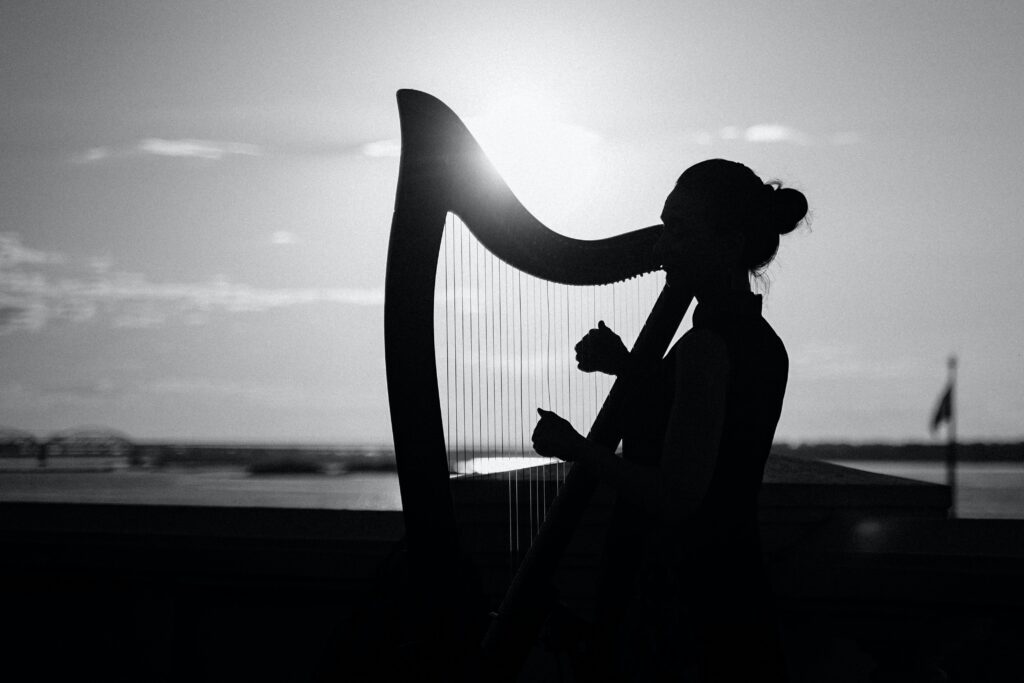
[2,0,1022,444]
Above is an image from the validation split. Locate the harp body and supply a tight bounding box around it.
[384,89,692,678]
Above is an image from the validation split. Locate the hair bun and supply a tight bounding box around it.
[768,186,808,236]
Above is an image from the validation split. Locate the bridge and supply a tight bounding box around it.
[0,428,40,458]
[41,427,135,459]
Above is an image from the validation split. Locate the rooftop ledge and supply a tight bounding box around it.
[0,455,949,543]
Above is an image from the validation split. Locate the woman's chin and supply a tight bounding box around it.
[663,267,688,290]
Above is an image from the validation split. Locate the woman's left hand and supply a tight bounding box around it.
[532,408,588,462]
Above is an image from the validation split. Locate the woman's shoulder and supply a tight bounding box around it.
[676,325,728,353]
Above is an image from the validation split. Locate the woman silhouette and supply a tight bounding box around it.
[532,159,807,681]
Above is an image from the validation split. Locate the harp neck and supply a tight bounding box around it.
[392,89,663,285]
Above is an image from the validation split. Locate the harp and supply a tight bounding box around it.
[384,89,692,679]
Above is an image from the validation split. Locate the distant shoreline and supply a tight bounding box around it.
[775,442,1024,463]
[3,441,1021,470]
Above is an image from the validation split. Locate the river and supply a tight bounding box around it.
[1,458,1020,519]
[829,459,1024,519]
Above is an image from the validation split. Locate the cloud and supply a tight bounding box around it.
[679,123,812,146]
[271,231,298,245]
[72,138,262,164]
[137,138,261,159]
[743,124,812,145]
[361,139,401,158]
[111,303,168,329]
[0,233,384,334]
[679,124,861,147]
[0,304,45,332]
[0,233,65,267]
[73,147,112,164]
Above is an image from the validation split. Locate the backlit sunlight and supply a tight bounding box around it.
[465,92,602,229]
[460,455,555,475]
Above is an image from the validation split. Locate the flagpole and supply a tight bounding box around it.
[946,355,958,518]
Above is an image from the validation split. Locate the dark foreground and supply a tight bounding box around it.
[2,456,1022,682]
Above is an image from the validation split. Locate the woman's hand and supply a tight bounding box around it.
[574,321,629,376]
[532,408,588,462]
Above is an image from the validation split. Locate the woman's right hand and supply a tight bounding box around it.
[574,321,629,376]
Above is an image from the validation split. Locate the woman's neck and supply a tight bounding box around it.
[730,267,752,293]
[695,267,751,304]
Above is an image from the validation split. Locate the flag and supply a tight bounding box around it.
[930,383,953,433]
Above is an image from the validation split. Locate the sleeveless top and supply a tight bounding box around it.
[620,290,789,616]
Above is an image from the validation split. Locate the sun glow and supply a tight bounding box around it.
[465,93,603,230]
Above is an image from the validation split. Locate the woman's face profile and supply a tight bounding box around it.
[657,186,715,282]
[656,184,743,292]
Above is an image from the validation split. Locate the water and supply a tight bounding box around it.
[2,459,1021,519]
[829,459,1024,519]
[0,466,403,510]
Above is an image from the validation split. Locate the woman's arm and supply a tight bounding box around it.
[575,328,730,523]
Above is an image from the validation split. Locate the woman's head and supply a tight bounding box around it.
[656,159,807,289]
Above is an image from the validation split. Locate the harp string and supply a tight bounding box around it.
[470,226,477,470]
[434,215,665,560]
[445,213,451,474]
[459,213,466,474]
